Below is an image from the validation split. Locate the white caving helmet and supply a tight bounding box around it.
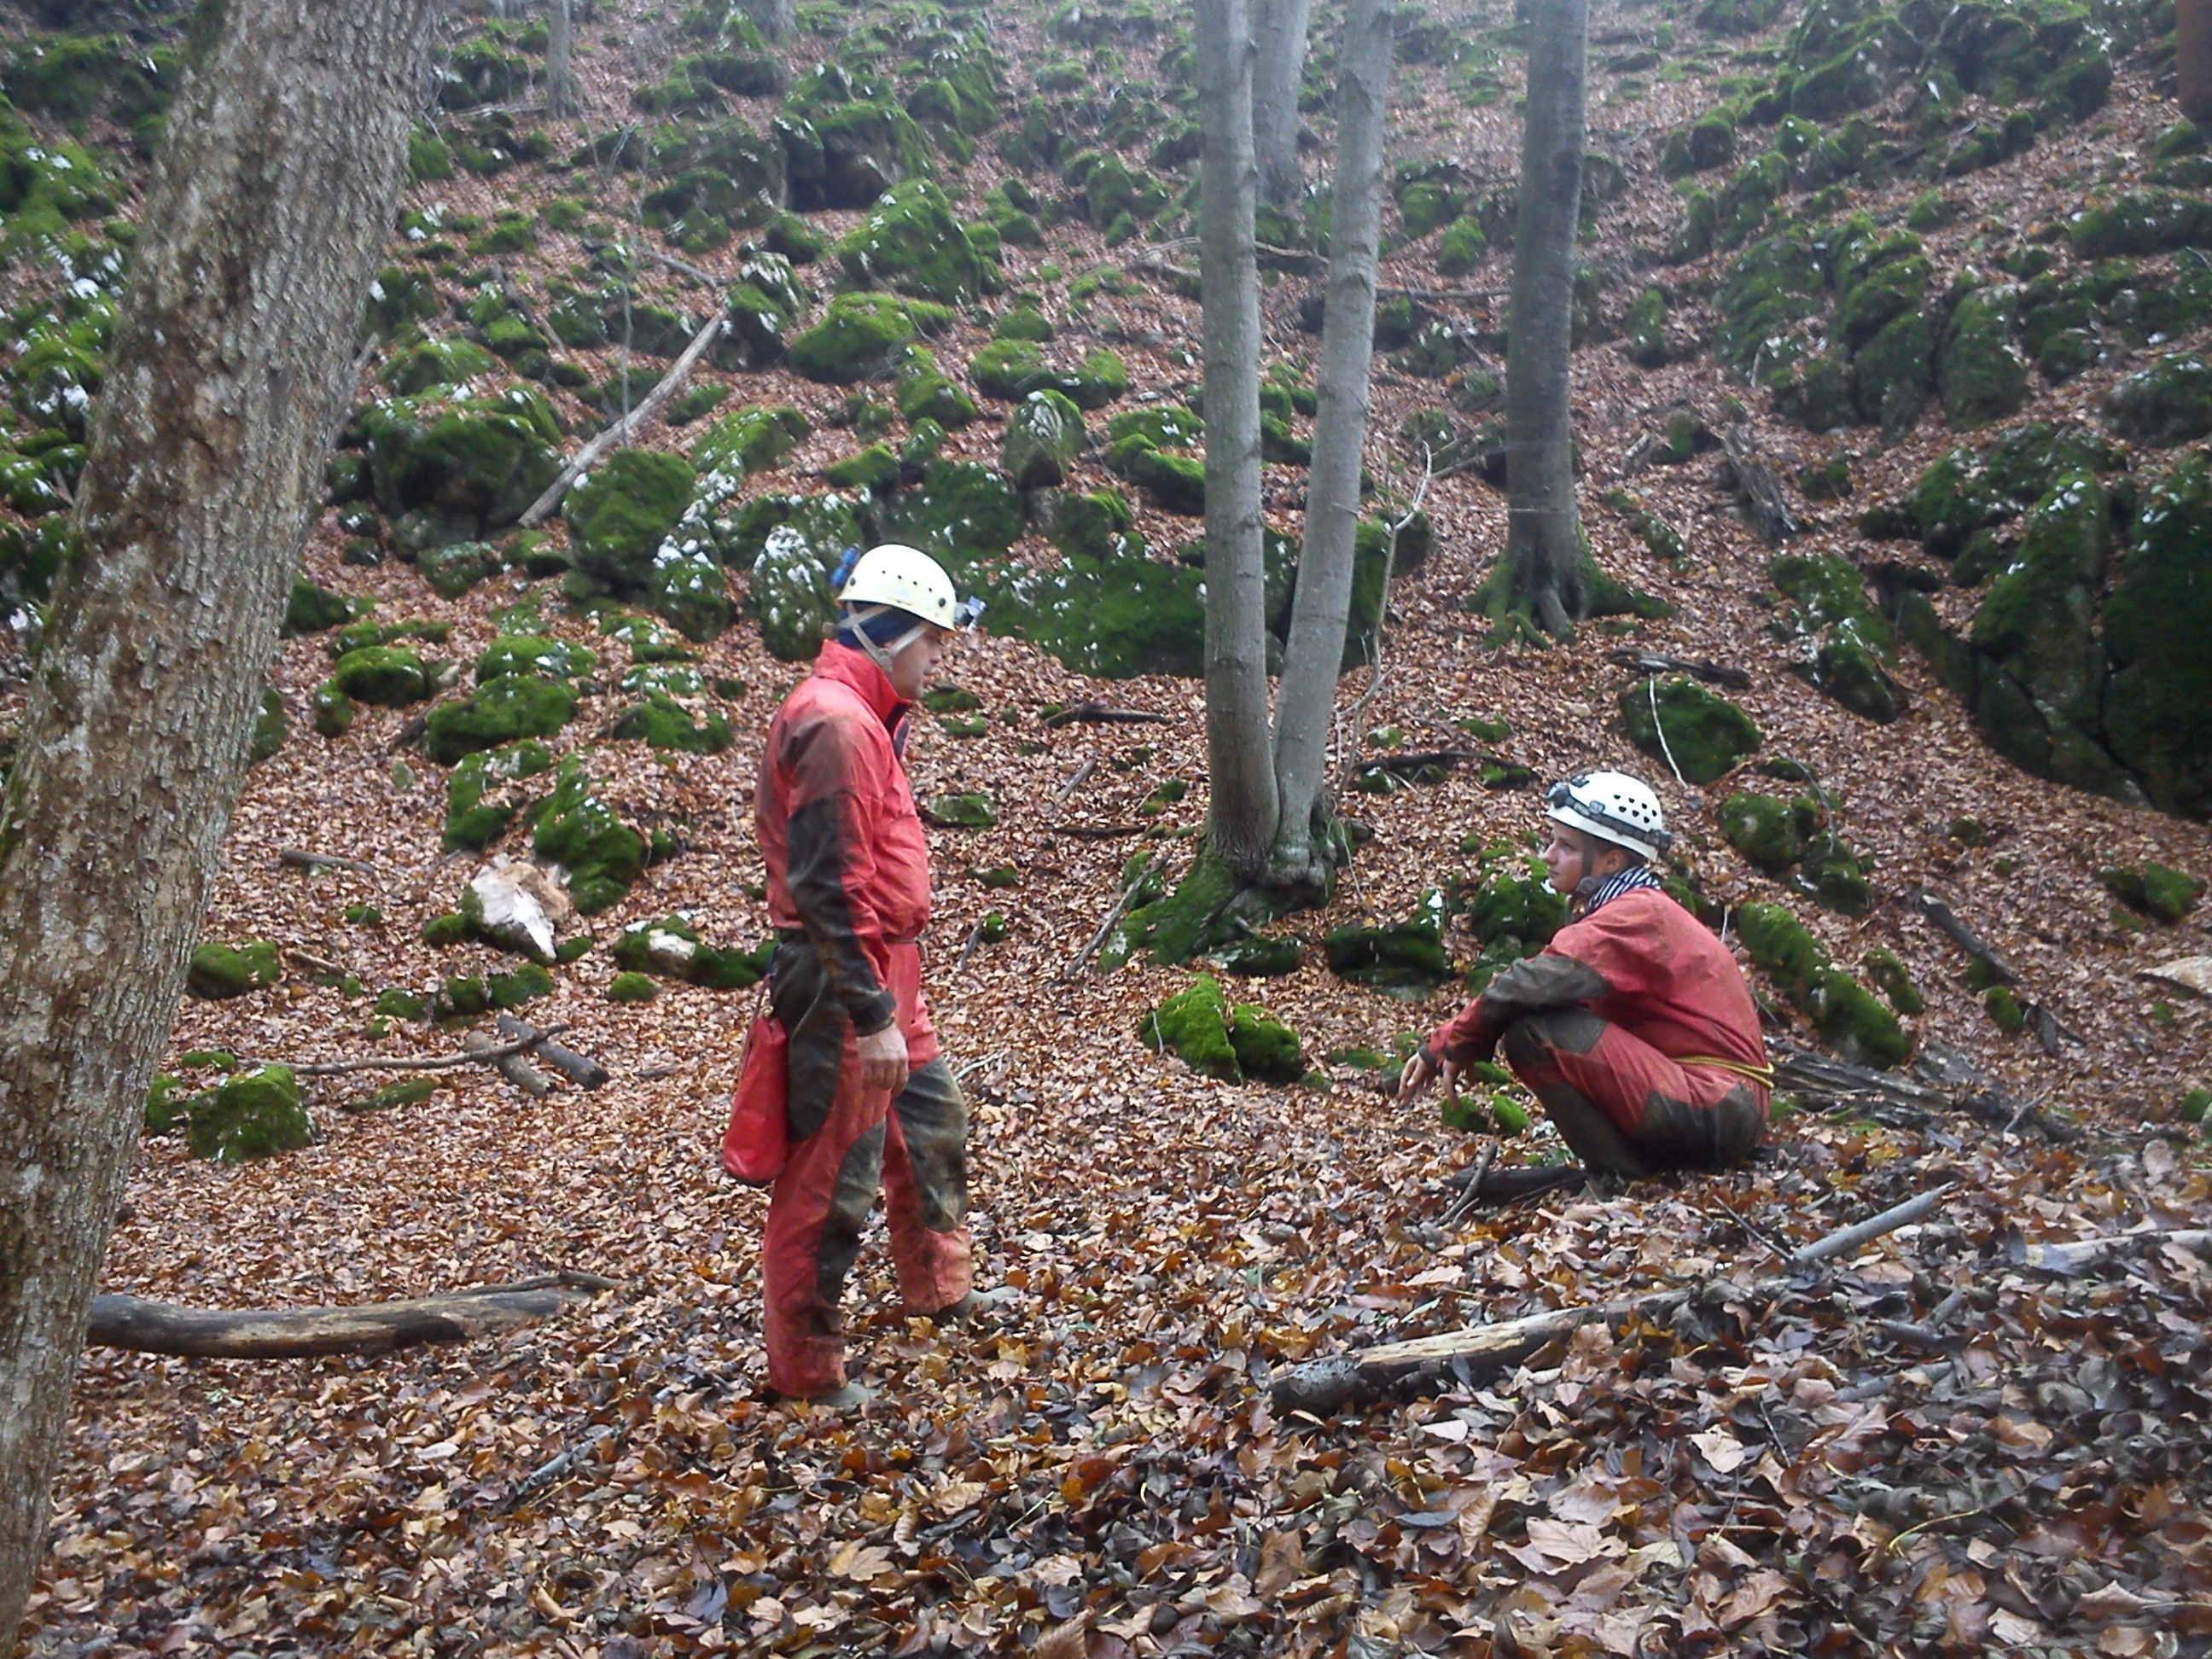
[1545,770,1672,862]
[835,543,979,632]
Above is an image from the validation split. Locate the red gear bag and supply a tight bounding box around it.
[720,1009,789,1185]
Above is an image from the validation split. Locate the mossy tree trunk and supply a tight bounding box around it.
[0,0,440,1643]
[1268,0,1394,897]
[1497,0,1591,639]
[1196,0,1279,886]
[546,0,579,119]
[1253,0,1314,208]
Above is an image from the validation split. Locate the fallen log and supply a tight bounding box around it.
[1775,1041,2082,1144]
[1353,748,1473,778]
[1051,756,1097,809]
[284,1025,565,1077]
[1049,822,1150,839]
[1041,702,1174,729]
[85,1271,621,1359]
[518,310,725,527]
[2016,1225,2212,1275]
[465,1030,555,1099]
[496,1014,608,1090]
[1271,1188,1947,1416]
[279,847,383,876]
[1603,648,1751,689]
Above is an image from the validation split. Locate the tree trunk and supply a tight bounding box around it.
[1252,0,1314,208]
[2182,0,2212,123]
[546,0,579,119]
[1195,0,1278,883]
[1499,0,1590,638]
[1268,0,1393,893]
[0,0,440,1644]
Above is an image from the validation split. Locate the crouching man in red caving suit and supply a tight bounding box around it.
[1398,771,1773,1198]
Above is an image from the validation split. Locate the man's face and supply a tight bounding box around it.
[1541,821,1598,894]
[887,626,951,703]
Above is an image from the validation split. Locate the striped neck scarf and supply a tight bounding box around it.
[1578,864,1665,919]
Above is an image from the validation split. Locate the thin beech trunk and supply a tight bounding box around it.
[1499,0,1590,637]
[1268,0,1393,892]
[2183,0,2212,122]
[0,1,440,1644]
[743,0,796,42]
[1253,0,1314,207]
[1195,0,1278,883]
[546,0,579,118]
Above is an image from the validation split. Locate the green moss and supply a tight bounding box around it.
[2180,1087,2211,1124]
[330,646,434,707]
[186,1065,311,1162]
[1984,984,2027,1034]
[1227,1005,1305,1084]
[821,443,899,492]
[922,792,997,828]
[421,912,469,947]
[374,987,428,1021]
[423,675,577,765]
[693,404,810,477]
[1003,388,1086,490]
[2100,861,2204,923]
[186,940,282,1000]
[608,970,659,1004]
[1721,792,1804,870]
[836,179,994,303]
[564,449,696,592]
[871,460,1022,568]
[360,385,563,537]
[532,756,649,914]
[348,1076,437,1115]
[1938,286,2030,428]
[2102,454,2212,818]
[604,693,735,753]
[144,1074,190,1137]
[444,739,554,849]
[1324,891,1453,998]
[1863,946,1924,1015]
[1739,900,1910,1068]
[2104,352,2212,447]
[787,291,953,382]
[1620,678,1762,783]
[1139,975,1241,1080]
[489,963,556,1009]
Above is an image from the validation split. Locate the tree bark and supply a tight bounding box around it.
[1499,0,1590,637]
[1195,0,1278,884]
[1252,0,1314,207]
[1268,0,1393,893]
[0,1,441,1645]
[742,0,795,42]
[545,0,579,119]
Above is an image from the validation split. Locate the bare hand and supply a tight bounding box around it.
[1397,1049,1458,1103]
[854,1022,911,1095]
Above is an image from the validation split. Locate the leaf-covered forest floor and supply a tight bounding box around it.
[8,0,2212,1650]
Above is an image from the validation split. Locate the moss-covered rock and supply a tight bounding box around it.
[2101,861,2204,923]
[922,792,997,828]
[1227,1004,1305,1084]
[1210,934,1305,977]
[2068,189,2212,259]
[187,940,282,1000]
[1324,891,1453,997]
[1738,900,1911,1067]
[871,460,1022,569]
[605,692,734,753]
[186,1065,311,1162]
[694,404,810,477]
[786,291,953,382]
[445,739,555,849]
[361,385,563,542]
[423,675,579,765]
[1863,946,1924,1015]
[836,179,994,304]
[2104,352,2212,447]
[532,754,649,914]
[1721,792,1806,870]
[608,970,659,1004]
[417,538,504,600]
[248,688,288,765]
[1795,830,1874,917]
[330,646,434,707]
[1620,678,1762,784]
[1139,974,1241,1080]
[1907,422,2120,556]
[1937,284,2030,428]
[1968,473,2111,783]
[1003,388,1086,490]
[2102,453,2212,818]
[565,449,697,592]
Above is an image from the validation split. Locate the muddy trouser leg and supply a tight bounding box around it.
[761,949,889,1397]
[882,1057,972,1315]
[1501,1010,1767,1175]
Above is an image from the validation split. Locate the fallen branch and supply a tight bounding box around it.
[84,1271,620,1359]
[284,946,347,978]
[1049,823,1149,839]
[496,1014,608,1090]
[1271,1186,1948,1415]
[2016,1226,2212,1275]
[279,848,384,876]
[1353,748,1473,778]
[1058,857,1161,981]
[1715,421,1799,541]
[641,245,721,286]
[465,1030,555,1099]
[285,1025,566,1078]
[519,311,725,526]
[1051,757,1098,810]
[1774,1042,2081,1144]
[1604,648,1750,689]
[956,915,992,971]
[1041,703,1173,729]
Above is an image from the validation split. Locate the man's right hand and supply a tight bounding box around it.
[855,1022,911,1095]
[1397,1048,1458,1104]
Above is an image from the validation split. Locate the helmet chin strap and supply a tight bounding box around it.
[843,604,929,679]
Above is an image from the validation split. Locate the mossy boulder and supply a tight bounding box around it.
[2101,453,2212,818]
[565,449,697,592]
[1210,934,1306,977]
[2068,189,2212,259]
[2099,861,2203,923]
[383,336,501,396]
[1620,678,1762,784]
[1003,389,1086,491]
[1937,285,2030,428]
[1139,974,1241,1080]
[605,693,734,753]
[783,91,936,211]
[476,635,594,684]
[836,179,994,304]
[1721,792,1806,870]
[186,1066,311,1162]
[330,646,434,707]
[423,675,579,765]
[1044,488,1138,561]
[360,386,564,542]
[823,444,899,492]
[871,460,1022,571]
[737,492,867,661]
[2104,352,2212,447]
[532,755,650,914]
[693,404,810,478]
[1864,946,1925,1015]
[417,538,505,600]
[1968,473,2111,780]
[1228,1005,1305,1085]
[608,971,659,1004]
[1738,901,1911,1068]
[1324,891,1453,998]
[187,940,282,1000]
[613,913,774,988]
[1907,422,2120,556]
[992,551,1208,678]
[1795,830,1874,917]
[922,792,997,828]
[249,688,288,764]
[445,739,555,850]
[787,292,953,383]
